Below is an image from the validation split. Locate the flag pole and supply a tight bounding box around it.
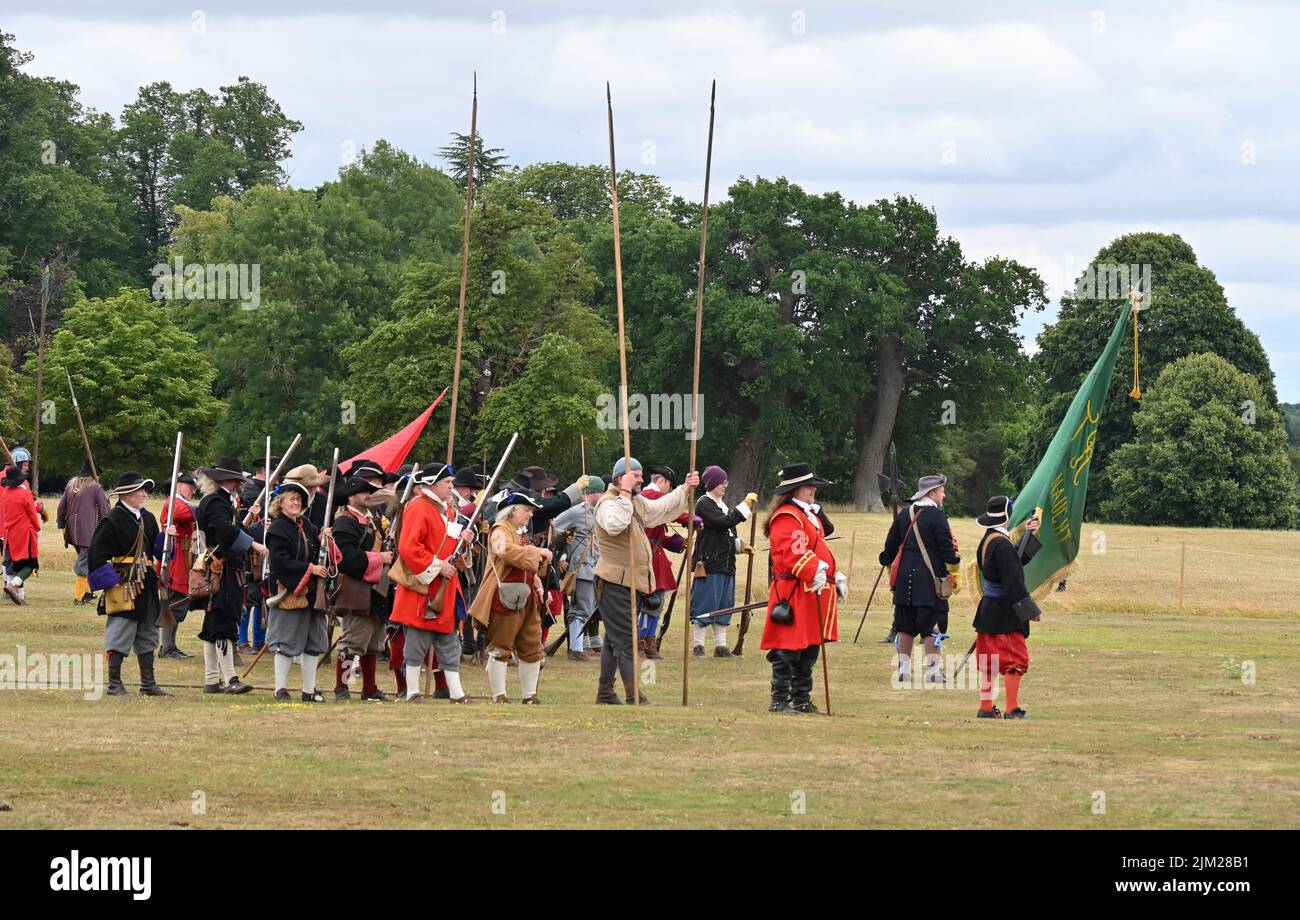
[447,73,478,466]
[682,80,716,705]
[607,83,640,705]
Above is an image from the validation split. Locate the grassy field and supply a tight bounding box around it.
[1,507,1297,829]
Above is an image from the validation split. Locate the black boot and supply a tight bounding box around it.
[106,651,132,697]
[138,652,172,697]
[790,652,819,714]
[767,651,793,713]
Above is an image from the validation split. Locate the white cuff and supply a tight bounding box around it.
[445,521,463,540]
[415,560,440,585]
[735,502,752,520]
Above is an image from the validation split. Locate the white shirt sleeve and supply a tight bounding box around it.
[595,495,633,535]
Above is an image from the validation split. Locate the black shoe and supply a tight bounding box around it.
[301,690,327,703]
[977,706,1003,719]
[769,699,793,713]
[1004,707,1028,720]
[225,678,253,695]
[334,686,352,702]
[106,653,132,696]
[361,688,389,702]
[274,688,291,702]
[204,683,224,694]
[158,647,185,660]
[792,701,820,714]
[171,646,194,659]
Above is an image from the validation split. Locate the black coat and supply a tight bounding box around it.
[197,487,253,636]
[332,510,385,615]
[266,514,322,603]
[239,477,268,512]
[972,530,1041,637]
[88,503,160,623]
[692,495,748,576]
[879,504,960,610]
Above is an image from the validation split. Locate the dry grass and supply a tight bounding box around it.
[0,508,1297,828]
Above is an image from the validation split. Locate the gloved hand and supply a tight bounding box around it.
[574,475,590,492]
[811,561,828,592]
[745,491,758,506]
[835,571,848,599]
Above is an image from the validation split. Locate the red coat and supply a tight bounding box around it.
[1,484,41,562]
[159,496,197,593]
[760,504,839,651]
[390,493,462,633]
[641,486,688,592]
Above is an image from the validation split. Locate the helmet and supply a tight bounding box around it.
[11,447,31,463]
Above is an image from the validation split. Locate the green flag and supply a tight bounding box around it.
[1011,301,1133,593]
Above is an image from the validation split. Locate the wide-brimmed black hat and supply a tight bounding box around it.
[77,458,97,478]
[645,464,678,488]
[1,465,27,488]
[453,466,486,490]
[774,463,832,495]
[513,465,558,493]
[251,456,281,473]
[337,476,380,499]
[109,471,154,497]
[349,458,386,479]
[199,457,248,482]
[977,495,1013,528]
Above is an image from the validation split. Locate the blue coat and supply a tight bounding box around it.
[879,503,960,610]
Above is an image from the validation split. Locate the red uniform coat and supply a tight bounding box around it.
[1,484,41,563]
[760,504,839,651]
[159,496,197,593]
[641,486,688,592]
[390,493,462,633]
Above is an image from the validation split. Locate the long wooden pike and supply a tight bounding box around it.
[606,83,641,705]
[682,79,716,706]
[731,505,758,656]
[157,431,184,627]
[447,73,478,466]
[65,369,97,480]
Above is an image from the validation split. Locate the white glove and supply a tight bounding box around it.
[811,561,828,592]
[835,571,848,599]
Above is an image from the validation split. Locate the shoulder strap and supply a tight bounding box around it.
[910,507,941,579]
[980,532,1009,569]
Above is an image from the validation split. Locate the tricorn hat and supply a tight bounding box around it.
[497,490,544,512]
[415,462,455,486]
[774,462,831,495]
[909,474,947,502]
[199,456,248,482]
[977,495,1013,528]
[337,476,380,499]
[453,465,486,490]
[177,470,197,486]
[109,471,154,497]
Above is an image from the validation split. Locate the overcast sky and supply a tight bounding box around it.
[7,1,1297,400]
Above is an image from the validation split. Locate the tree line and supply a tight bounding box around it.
[2,33,1294,526]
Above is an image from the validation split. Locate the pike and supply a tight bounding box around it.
[260,436,272,585]
[854,440,901,643]
[731,506,759,655]
[681,79,716,706]
[654,547,689,648]
[607,83,642,705]
[157,431,184,627]
[65,369,97,479]
[446,73,478,467]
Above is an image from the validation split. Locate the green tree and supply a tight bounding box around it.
[23,288,225,481]
[1102,353,1297,528]
[1009,233,1277,512]
[439,132,509,191]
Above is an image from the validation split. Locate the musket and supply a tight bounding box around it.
[260,436,272,583]
[157,431,184,623]
[377,457,421,595]
[731,508,760,656]
[240,433,302,526]
[425,432,519,613]
[311,448,342,611]
[653,536,689,648]
[855,441,902,642]
[65,369,97,480]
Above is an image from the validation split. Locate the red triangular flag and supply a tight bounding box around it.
[339,388,448,474]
